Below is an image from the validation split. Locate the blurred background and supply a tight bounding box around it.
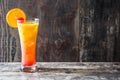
[0,0,120,62]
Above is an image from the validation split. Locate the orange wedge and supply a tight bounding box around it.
[6,8,26,28]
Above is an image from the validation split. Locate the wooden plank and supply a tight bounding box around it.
[79,0,120,62]
[36,0,79,62]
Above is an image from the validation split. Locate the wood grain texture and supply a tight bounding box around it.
[0,0,120,62]
[79,0,120,62]
[36,0,79,62]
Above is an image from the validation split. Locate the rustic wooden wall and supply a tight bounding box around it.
[0,0,119,62]
[79,0,120,62]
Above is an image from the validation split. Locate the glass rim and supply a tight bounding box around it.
[25,18,39,20]
[17,18,39,23]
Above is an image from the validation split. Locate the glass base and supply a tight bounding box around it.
[21,64,37,73]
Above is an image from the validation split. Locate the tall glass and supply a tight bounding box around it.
[17,18,39,72]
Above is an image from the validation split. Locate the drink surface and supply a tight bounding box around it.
[18,21,38,66]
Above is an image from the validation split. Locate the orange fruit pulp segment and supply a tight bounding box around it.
[6,8,26,28]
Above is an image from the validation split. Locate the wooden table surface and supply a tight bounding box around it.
[0,62,119,80]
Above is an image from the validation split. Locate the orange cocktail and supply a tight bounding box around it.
[6,8,39,72]
[17,18,39,71]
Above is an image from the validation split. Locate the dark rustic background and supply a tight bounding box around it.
[0,0,120,62]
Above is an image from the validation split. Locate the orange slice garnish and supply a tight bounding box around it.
[6,8,26,28]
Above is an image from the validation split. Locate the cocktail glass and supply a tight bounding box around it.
[17,18,39,72]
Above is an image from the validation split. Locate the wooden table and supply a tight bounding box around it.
[0,62,119,80]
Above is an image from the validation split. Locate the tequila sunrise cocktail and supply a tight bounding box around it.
[17,18,39,72]
[6,8,39,72]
